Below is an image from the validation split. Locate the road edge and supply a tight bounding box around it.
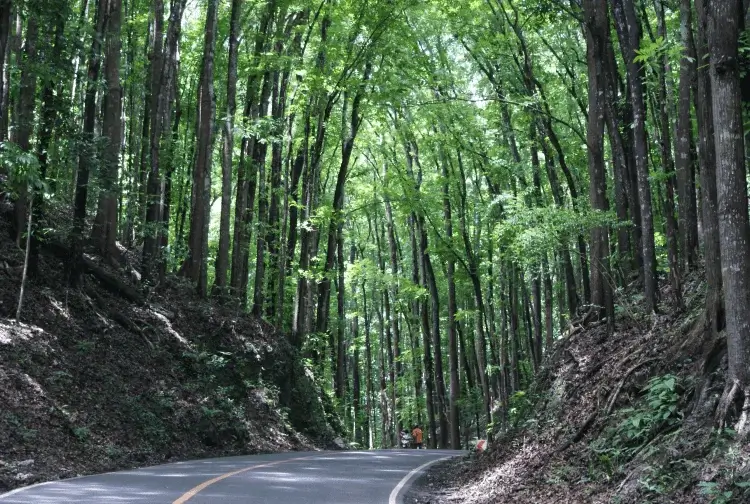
[388,455,452,504]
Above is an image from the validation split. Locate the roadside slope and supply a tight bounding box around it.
[408,273,750,504]
[0,213,342,492]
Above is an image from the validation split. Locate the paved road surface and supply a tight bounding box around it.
[0,450,460,504]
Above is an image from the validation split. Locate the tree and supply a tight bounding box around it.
[709,0,750,433]
[91,0,123,261]
[181,0,217,297]
[213,0,242,296]
[583,0,614,325]
[611,0,659,314]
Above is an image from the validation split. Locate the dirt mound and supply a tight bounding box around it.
[0,212,341,492]
[406,273,750,504]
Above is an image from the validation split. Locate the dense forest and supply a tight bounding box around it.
[1,0,750,459]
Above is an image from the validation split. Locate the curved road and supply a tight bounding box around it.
[0,450,460,504]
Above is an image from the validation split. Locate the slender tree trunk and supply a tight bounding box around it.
[442,154,460,449]
[676,0,699,269]
[335,224,346,400]
[583,0,615,328]
[213,0,242,296]
[92,0,123,261]
[509,263,520,391]
[315,64,370,331]
[350,248,363,444]
[29,11,66,276]
[695,0,724,338]
[603,36,632,278]
[612,0,659,313]
[13,15,38,246]
[143,0,185,281]
[70,0,107,284]
[181,0,217,298]
[0,0,11,142]
[654,4,682,307]
[362,280,374,449]
[383,169,403,433]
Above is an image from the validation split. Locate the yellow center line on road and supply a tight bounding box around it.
[172,455,319,503]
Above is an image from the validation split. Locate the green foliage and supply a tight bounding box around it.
[586,374,686,494]
[0,142,43,195]
[699,481,734,504]
[616,374,682,446]
[72,426,90,443]
[74,340,96,354]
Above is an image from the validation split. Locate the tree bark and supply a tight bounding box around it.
[92,0,123,261]
[709,0,750,432]
[676,0,700,269]
[13,15,38,246]
[213,0,242,295]
[0,0,10,142]
[442,150,460,449]
[654,2,682,307]
[612,0,659,313]
[181,0,217,298]
[583,0,615,326]
[143,0,186,281]
[695,0,724,338]
[315,63,370,333]
[70,0,107,284]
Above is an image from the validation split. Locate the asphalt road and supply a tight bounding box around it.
[0,450,461,504]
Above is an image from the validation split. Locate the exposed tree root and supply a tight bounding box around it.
[605,358,658,415]
[44,239,144,305]
[715,380,740,429]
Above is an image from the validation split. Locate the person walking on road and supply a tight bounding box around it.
[411,425,423,449]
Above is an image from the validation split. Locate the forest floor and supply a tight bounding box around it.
[406,272,750,504]
[0,204,343,493]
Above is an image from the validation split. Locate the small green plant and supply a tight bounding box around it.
[699,481,734,504]
[617,374,682,448]
[73,426,90,442]
[105,444,124,459]
[75,340,96,354]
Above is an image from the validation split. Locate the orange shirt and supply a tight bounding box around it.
[412,427,423,443]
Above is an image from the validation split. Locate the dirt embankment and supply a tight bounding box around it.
[0,212,343,493]
[407,273,750,504]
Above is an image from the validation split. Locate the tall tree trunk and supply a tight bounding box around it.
[213,0,242,295]
[362,280,374,449]
[612,0,659,313]
[509,263,521,391]
[676,0,699,269]
[0,0,11,142]
[455,152,492,433]
[442,151,460,449]
[383,166,403,433]
[13,15,38,246]
[350,247,362,445]
[315,64,370,332]
[293,12,332,343]
[695,0,724,338]
[654,3,682,307]
[543,255,554,352]
[70,0,107,284]
[29,10,65,276]
[92,0,123,260]
[709,0,750,432]
[583,0,615,327]
[143,0,185,281]
[181,0,217,298]
[335,223,346,400]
